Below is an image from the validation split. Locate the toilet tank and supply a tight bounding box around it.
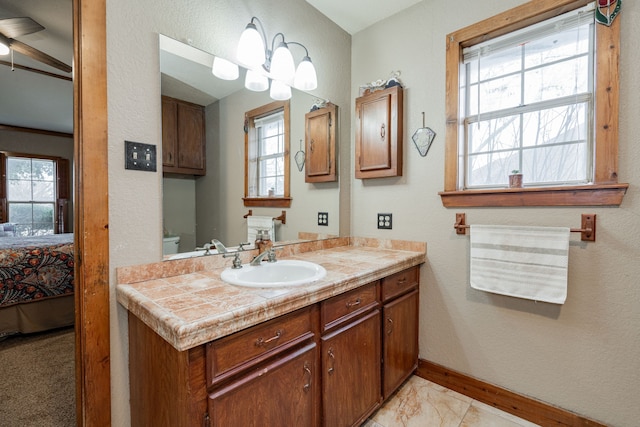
[162,235,180,255]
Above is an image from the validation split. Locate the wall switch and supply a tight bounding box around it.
[377,213,392,230]
[318,212,329,226]
[125,141,157,172]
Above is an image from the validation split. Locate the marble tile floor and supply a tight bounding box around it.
[363,376,540,427]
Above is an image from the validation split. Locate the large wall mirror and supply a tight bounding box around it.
[159,34,341,259]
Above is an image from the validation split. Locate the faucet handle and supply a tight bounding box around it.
[237,242,251,251]
[223,252,242,269]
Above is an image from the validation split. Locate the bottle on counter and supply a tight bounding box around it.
[261,229,273,252]
[254,229,263,251]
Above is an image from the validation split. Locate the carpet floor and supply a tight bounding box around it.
[0,327,76,426]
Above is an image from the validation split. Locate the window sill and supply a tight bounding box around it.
[243,197,292,208]
[439,183,628,207]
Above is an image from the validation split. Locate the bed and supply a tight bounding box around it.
[0,231,75,338]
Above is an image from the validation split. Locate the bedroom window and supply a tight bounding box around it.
[0,152,70,235]
[243,100,291,208]
[440,0,628,207]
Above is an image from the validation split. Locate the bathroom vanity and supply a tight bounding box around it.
[117,238,424,426]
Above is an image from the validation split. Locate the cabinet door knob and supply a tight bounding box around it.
[387,317,394,335]
[380,123,386,140]
[327,348,335,375]
[303,362,312,392]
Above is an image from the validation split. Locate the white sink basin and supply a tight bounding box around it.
[221,260,326,288]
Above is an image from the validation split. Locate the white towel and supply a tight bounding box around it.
[469,224,570,304]
[247,216,276,243]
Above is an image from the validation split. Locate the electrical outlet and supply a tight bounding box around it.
[125,141,157,172]
[318,212,329,226]
[377,213,392,230]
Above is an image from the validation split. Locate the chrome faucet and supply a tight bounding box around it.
[250,248,277,266]
[211,239,228,254]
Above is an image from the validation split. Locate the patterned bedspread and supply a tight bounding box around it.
[0,234,74,308]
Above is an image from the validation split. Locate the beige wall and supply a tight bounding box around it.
[351,1,640,426]
[106,0,350,424]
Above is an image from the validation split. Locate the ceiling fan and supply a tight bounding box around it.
[0,16,71,73]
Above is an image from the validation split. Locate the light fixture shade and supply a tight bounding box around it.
[212,57,239,80]
[293,56,317,91]
[270,42,295,82]
[270,79,291,100]
[0,41,9,56]
[237,22,266,67]
[245,69,269,91]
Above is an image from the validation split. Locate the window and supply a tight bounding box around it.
[440,0,627,207]
[0,152,70,235]
[244,100,291,207]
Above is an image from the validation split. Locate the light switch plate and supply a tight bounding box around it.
[125,141,157,172]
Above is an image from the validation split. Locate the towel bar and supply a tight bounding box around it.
[243,210,287,225]
[454,213,596,242]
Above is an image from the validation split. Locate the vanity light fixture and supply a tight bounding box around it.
[212,56,239,80]
[0,35,10,56]
[236,16,318,98]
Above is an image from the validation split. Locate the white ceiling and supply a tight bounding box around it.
[305,0,422,34]
[0,0,73,134]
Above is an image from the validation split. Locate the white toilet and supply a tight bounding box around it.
[162,235,180,255]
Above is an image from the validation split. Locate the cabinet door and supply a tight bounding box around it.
[382,289,419,399]
[161,97,178,167]
[305,103,337,183]
[177,102,205,171]
[355,86,403,179]
[322,309,381,427]
[208,343,319,427]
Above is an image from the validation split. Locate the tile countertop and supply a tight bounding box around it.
[116,237,426,352]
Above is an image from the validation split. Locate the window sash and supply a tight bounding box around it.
[460,6,595,190]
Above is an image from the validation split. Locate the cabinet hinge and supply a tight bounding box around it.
[203,412,211,427]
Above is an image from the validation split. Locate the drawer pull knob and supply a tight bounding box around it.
[387,318,394,335]
[255,329,283,347]
[397,278,407,284]
[303,362,312,392]
[346,298,361,308]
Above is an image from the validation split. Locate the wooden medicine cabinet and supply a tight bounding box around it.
[355,85,403,179]
[304,103,338,183]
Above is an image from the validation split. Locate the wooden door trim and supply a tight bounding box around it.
[74,0,112,425]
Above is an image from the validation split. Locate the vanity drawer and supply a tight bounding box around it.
[321,281,379,332]
[206,306,315,387]
[381,266,418,302]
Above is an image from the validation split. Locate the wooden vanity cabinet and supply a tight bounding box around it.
[127,267,420,427]
[355,85,403,179]
[162,95,206,175]
[381,267,419,399]
[206,305,320,426]
[208,343,319,426]
[321,282,382,427]
[305,103,338,183]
